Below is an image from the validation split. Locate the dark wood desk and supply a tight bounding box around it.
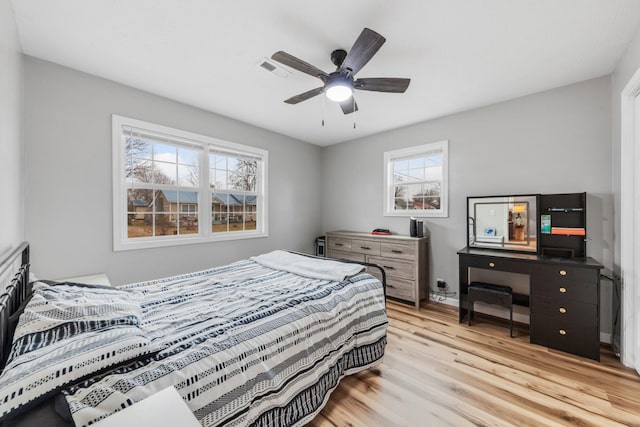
[458,247,603,361]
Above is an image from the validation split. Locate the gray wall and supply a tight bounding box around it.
[322,76,614,337]
[0,0,24,256]
[24,57,322,285]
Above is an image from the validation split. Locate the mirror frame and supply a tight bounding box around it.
[467,194,540,253]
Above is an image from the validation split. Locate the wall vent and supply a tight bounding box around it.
[257,58,291,78]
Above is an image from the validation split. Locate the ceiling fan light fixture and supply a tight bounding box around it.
[325,81,353,102]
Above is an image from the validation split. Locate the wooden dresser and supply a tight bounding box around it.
[325,231,429,309]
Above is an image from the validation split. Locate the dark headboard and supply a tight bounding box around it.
[0,242,30,370]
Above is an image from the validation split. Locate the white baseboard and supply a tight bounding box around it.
[429,294,458,307]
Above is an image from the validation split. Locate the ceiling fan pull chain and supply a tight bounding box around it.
[321,93,325,127]
[353,97,356,129]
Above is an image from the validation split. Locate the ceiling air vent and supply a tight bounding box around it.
[257,57,291,78]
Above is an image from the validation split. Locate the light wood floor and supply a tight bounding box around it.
[308,300,640,427]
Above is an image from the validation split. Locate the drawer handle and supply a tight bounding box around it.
[361,246,371,250]
[559,270,567,276]
[383,265,395,270]
[391,249,403,254]
[559,287,567,293]
[489,262,495,268]
[387,284,395,289]
[559,329,567,336]
[559,307,567,314]
[335,242,344,246]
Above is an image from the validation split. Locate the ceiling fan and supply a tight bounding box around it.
[271,28,411,115]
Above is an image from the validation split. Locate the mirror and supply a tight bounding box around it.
[467,194,538,252]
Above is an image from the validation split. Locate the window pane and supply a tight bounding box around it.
[214,170,227,189]
[394,159,408,173]
[178,165,198,187]
[423,182,441,197]
[214,154,227,169]
[127,189,152,209]
[151,190,163,212]
[227,157,239,172]
[125,137,152,159]
[230,194,244,232]
[155,214,174,236]
[212,192,229,233]
[128,213,153,238]
[126,158,153,183]
[245,195,257,230]
[178,147,199,167]
[408,157,423,169]
[177,213,198,235]
[408,167,424,180]
[424,165,442,181]
[154,144,177,163]
[424,196,441,210]
[153,161,176,184]
[230,160,257,191]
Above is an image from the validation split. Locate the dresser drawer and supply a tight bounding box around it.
[368,267,414,301]
[530,302,600,360]
[368,256,415,280]
[531,270,598,304]
[386,277,415,302]
[327,237,352,252]
[327,249,365,263]
[464,256,530,274]
[380,242,415,260]
[531,295,597,326]
[351,240,381,256]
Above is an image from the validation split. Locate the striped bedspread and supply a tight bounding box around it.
[63,256,387,426]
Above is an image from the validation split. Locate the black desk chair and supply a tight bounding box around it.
[468,282,514,337]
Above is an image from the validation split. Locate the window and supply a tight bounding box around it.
[383,140,448,217]
[113,115,268,251]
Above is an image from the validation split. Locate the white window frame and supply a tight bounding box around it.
[112,115,268,251]
[383,140,448,217]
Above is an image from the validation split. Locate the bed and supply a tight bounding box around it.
[0,244,387,427]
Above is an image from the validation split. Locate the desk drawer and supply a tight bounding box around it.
[351,240,381,256]
[532,264,598,285]
[368,256,415,280]
[464,256,530,274]
[381,242,415,260]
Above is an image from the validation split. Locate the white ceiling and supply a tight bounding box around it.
[10,0,640,146]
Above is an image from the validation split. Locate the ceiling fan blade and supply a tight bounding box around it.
[284,87,324,104]
[339,98,359,115]
[341,28,386,75]
[354,77,410,93]
[271,51,328,80]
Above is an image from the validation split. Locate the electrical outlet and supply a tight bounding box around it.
[436,278,446,288]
